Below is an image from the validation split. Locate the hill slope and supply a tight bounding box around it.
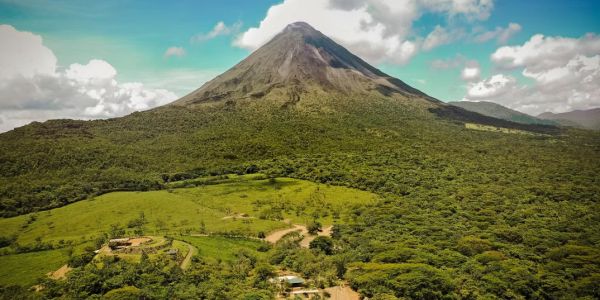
[448,101,557,125]
[538,108,600,130]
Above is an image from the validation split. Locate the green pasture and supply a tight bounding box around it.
[0,175,377,246]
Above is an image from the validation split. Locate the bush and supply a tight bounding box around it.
[309,236,334,255]
[457,236,493,256]
[307,221,322,235]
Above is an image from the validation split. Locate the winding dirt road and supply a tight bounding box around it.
[179,242,198,270]
[265,224,333,248]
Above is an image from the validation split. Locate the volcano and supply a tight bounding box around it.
[171,22,554,133]
[174,22,437,107]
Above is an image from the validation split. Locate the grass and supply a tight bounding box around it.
[0,175,377,286]
[0,248,69,286]
[0,175,378,246]
[179,235,268,263]
[465,123,542,135]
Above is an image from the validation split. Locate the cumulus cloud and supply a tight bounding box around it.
[164,46,186,58]
[463,33,600,114]
[0,24,177,132]
[461,61,481,81]
[234,0,496,65]
[474,22,521,44]
[0,24,57,79]
[464,74,517,99]
[191,21,242,43]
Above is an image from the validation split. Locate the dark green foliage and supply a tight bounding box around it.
[307,221,322,235]
[309,236,334,255]
[0,236,16,248]
[68,251,95,268]
[347,263,455,299]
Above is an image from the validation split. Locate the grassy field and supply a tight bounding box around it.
[0,175,378,246]
[0,175,378,286]
[465,123,542,135]
[0,248,69,286]
[179,236,268,263]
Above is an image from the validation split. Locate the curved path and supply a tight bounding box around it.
[299,225,332,248]
[179,241,198,270]
[265,224,333,248]
[265,224,307,243]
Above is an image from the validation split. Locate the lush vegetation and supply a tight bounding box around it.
[1,93,599,299]
[0,175,376,286]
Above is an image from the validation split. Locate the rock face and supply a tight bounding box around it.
[172,22,434,107]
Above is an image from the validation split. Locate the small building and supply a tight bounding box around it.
[108,238,131,249]
[167,248,179,256]
[272,275,305,287]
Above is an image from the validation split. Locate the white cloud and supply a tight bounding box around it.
[191,21,242,43]
[463,33,600,115]
[423,26,447,51]
[0,25,178,132]
[164,46,186,58]
[464,74,517,99]
[491,33,600,71]
[423,25,463,51]
[234,0,495,65]
[474,22,521,44]
[0,24,57,79]
[461,61,481,81]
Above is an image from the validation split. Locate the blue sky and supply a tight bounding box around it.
[0,0,599,131]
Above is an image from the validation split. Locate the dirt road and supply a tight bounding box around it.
[323,285,360,300]
[179,242,197,270]
[265,224,307,243]
[47,264,72,280]
[265,224,333,248]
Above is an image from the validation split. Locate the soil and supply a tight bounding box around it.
[47,264,72,280]
[265,224,333,248]
[323,285,360,300]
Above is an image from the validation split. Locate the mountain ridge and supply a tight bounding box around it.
[538,108,600,130]
[448,100,557,125]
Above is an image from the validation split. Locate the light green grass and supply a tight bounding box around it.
[0,175,378,246]
[465,123,542,135]
[0,248,69,286]
[179,236,268,262]
[0,175,377,285]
